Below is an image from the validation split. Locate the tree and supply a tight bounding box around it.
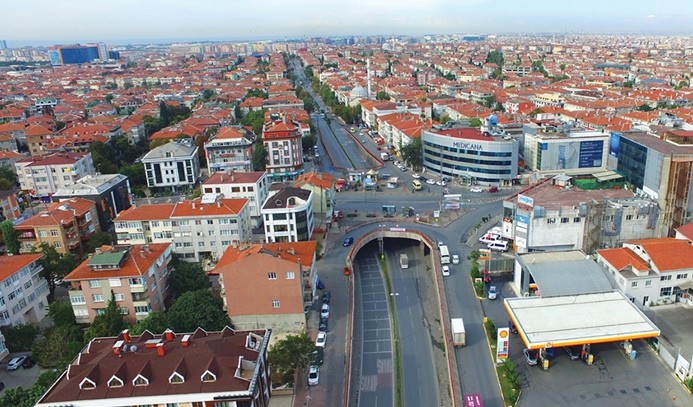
[252,139,267,171]
[400,137,423,171]
[149,138,170,149]
[3,323,39,351]
[32,323,84,368]
[104,94,114,104]
[84,231,113,254]
[637,103,655,112]
[469,117,483,127]
[268,333,315,384]
[84,292,128,341]
[130,312,169,335]
[486,49,505,67]
[38,243,79,302]
[528,108,544,118]
[1,220,20,254]
[165,289,230,333]
[169,259,210,298]
[439,114,451,125]
[47,300,76,327]
[0,166,18,186]
[376,91,390,101]
[201,88,215,101]
[120,162,146,186]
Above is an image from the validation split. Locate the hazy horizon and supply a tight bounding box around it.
[2,0,692,48]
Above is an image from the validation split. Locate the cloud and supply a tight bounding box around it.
[646,14,656,19]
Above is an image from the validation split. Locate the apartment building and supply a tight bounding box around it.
[202,171,269,227]
[16,152,96,198]
[293,172,334,218]
[25,125,54,157]
[502,176,659,254]
[215,241,318,333]
[35,327,271,407]
[0,329,7,361]
[0,254,50,328]
[204,126,255,174]
[0,189,22,223]
[15,197,99,255]
[597,238,693,308]
[114,197,252,262]
[63,243,173,324]
[262,187,314,243]
[262,118,304,181]
[142,138,200,192]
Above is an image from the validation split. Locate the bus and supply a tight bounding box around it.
[440,245,450,264]
[412,180,422,191]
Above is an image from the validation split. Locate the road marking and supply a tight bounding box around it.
[378,358,393,373]
[360,375,378,391]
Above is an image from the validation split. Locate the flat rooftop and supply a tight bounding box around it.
[504,291,660,350]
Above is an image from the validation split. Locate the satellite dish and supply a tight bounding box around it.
[130,345,138,352]
[122,344,128,352]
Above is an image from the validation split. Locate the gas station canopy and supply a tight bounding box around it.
[505,291,660,350]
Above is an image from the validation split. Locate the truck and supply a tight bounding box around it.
[380,152,390,161]
[451,318,466,346]
[399,253,408,269]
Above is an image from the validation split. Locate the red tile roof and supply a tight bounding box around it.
[64,243,170,281]
[204,171,265,185]
[171,198,247,217]
[627,238,693,272]
[115,204,176,221]
[0,254,42,282]
[597,247,650,272]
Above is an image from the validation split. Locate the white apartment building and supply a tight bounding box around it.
[16,152,95,198]
[142,139,200,192]
[0,329,8,361]
[0,254,50,328]
[204,126,255,174]
[202,171,269,227]
[114,197,252,262]
[261,187,314,243]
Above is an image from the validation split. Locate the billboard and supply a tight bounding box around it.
[578,140,604,168]
[609,132,621,158]
[496,327,510,362]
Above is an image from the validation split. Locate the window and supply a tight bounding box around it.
[660,287,672,296]
[547,218,556,224]
[39,230,47,237]
[573,217,581,223]
[631,281,638,288]
[109,278,122,287]
[70,295,85,304]
[53,242,61,249]
[201,371,216,382]
[89,280,102,288]
[92,294,104,302]
[561,217,569,224]
[677,273,688,280]
[207,219,214,225]
[660,275,672,281]
[626,214,633,221]
[114,293,125,301]
[645,280,652,287]
[133,375,149,386]
[286,271,295,279]
[169,373,184,384]
[50,229,59,237]
[268,272,277,280]
[272,300,280,308]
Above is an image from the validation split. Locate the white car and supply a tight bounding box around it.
[442,265,450,276]
[452,254,460,264]
[479,233,502,244]
[6,356,27,371]
[308,365,320,385]
[426,178,436,185]
[412,173,421,179]
[436,180,447,186]
[488,286,498,300]
[315,332,327,348]
[470,186,483,193]
[437,241,445,248]
[320,304,330,319]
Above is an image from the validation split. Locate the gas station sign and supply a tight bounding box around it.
[496,327,510,363]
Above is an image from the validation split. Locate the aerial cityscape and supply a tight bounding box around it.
[0,2,693,407]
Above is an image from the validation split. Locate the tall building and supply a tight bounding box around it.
[35,327,272,407]
[47,43,107,66]
[204,126,255,174]
[262,187,314,243]
[0,40,7,50]
[262,118,304,181]
[15,152,96,199]
[142,139,200,192]
[0,254,49,328]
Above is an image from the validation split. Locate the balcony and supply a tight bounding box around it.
[130,284,146,294]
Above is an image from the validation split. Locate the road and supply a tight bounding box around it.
[387,241,439,406]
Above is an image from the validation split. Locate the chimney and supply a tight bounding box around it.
[297,257,302,275]
[112,340,124,355]
[182,334,191,347]
[164,329,175,342]
[121,329,131,343]
[156,342,166,356]
[192,201,196,209]
[221,175,224,182]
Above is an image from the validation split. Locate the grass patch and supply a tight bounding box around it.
[378,255,403,407]
[483,318,519,406]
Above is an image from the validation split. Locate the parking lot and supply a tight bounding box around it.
[482,279,691,407]
[0,353,46,393]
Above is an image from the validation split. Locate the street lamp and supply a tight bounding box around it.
[378,224,386,258]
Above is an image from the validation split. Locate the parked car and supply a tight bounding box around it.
[320,304,330,319]
[311,347,324,366]
[565,347,581,360]
[437,241,445,248]
[315,332,327,348]
[488,186,499,193]
[308,365,320,386]
[0,382,5,391]
[488,286,498,300]
[479,233,502,244]
[508,320,518,334]
[487,240,509,252]
[6,356,27,371]
[321,291,331,304]
[470,186,483,193]
[436,180,447,186]
[452,254,460,264]
[425,178,436,185]
[343,237,354,247]
[442,265,450,277]
[319,318,328,332]
[523,349,538,366]
[412,173,421,179]
[22,357,36,368]
[419,176,428,182]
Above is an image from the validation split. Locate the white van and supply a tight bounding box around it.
[487,240,509,252]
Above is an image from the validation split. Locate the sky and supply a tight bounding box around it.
[2,0,692,47]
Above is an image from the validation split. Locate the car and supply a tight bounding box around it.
[437,241,445,248]
[320,304,330,319]
[452,254,460,264]
[400,166,408,172]
[442,265,450,276]
[315,332,327,348]
[488,186,499,193]
[523,349,538,366]
[317,280,326,290]
[321,291,331,304]
[436,180,447,186]
[343,237,354,247]
[308,365,320,385]
[22,357,36,368]
[470,186,483,193]
[479,233,502,244]
[319,318,328,332]
[442,176,450,182]
[412,173,420,179]
[425,178,436,185]
[0,382,4,391]
[6,356,27,371]
[419,176,428,182]
[564,347,581,360]
[488,286,498,300]
[311,347,324,366]
[508,320,518,334]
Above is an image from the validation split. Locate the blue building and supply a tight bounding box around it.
[48,43,107,65]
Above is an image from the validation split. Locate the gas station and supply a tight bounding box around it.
[504,251,661,370]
